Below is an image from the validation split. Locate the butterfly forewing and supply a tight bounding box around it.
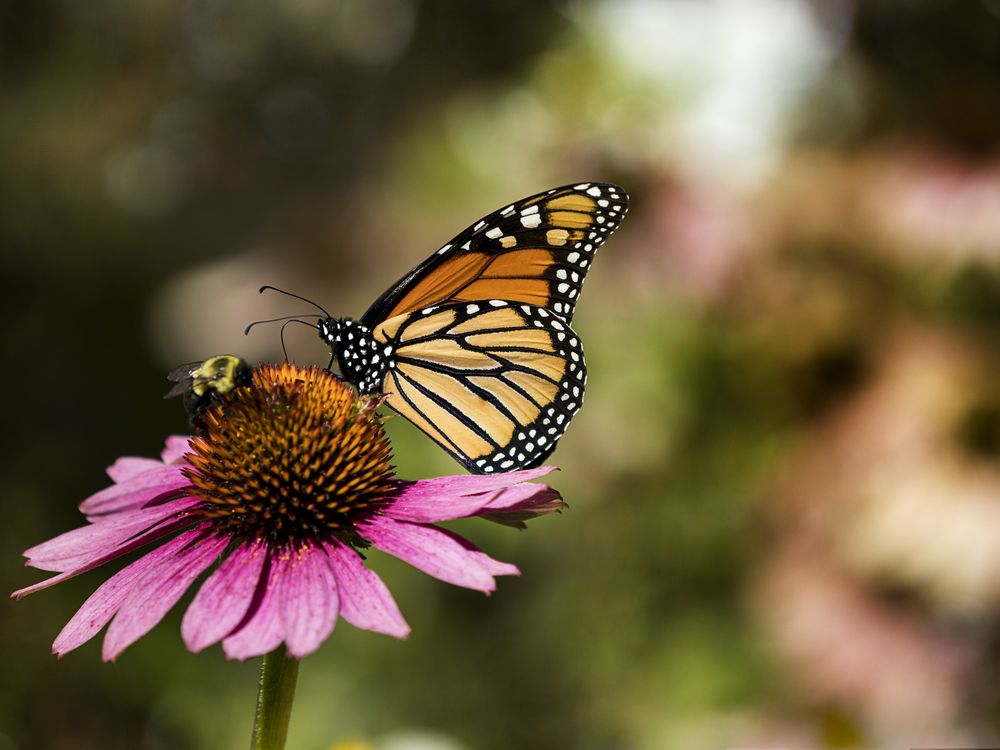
[360,183,628,328]
[372,301,586,473]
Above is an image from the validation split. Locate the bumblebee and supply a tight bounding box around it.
[165,355,252,429]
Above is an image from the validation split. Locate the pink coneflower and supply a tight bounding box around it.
[14,363,564,662]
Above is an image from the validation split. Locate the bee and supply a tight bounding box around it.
[165,355,252,429]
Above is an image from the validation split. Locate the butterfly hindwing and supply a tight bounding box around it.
[360,183,628,328]
[371,300,586,473]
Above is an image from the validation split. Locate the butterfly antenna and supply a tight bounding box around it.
[258,285,332,318]
[244,313,324,336]
[270,318,318,362]
[278,319,295,362]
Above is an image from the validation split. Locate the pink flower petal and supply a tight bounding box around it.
[106,457,164,483]
[478,485,567,529]
[223,556,285,661]
[102,529,227,661]
[279,546,339,658]
[360,516,501,592]
[161,435,192,464]
[325,541,409,638]
[24,497,200,572]
[437,528,520,577]
[12,514,198,598]
[476,483,564,513]
[182,540,268,653]
[81,464,190,518]
[390,467,553,504]
[386,477,562,523]
[53,528,212,657]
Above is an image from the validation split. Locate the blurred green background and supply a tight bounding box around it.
[4,1,1000,748]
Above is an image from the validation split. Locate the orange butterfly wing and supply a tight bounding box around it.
[360,183,628,328]
[371,301,585,473]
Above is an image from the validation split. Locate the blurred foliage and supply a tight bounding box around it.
[4,1,1000,749]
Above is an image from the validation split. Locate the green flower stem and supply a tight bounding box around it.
[249,647,301,750]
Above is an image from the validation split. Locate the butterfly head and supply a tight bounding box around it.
[317,316,342,350]
[318,316,378,387]
[317,316,347,369]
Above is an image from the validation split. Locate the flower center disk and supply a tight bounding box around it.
[184,364,394,548]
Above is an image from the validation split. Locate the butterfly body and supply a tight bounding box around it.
[317,182,627,474]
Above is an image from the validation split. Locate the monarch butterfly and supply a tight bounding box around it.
[268,183,628,473]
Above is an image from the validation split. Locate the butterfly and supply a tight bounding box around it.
[265,183,628,474]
